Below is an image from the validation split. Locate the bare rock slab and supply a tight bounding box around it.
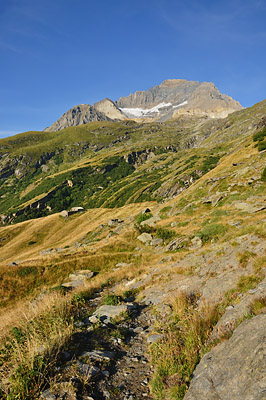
[61,280,85,290]
[69,269,94,281]
[184,314,266,400]
[90,304,133,323]
[137,233,152,243]
[77,361,100,379]
[81,350,115,361]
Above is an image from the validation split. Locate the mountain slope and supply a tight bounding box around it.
[0,99,265,226]
[0,96,265,400]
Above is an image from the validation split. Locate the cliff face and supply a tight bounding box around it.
[116,79,243,120]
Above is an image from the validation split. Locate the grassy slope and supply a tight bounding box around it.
[0,103,266,399]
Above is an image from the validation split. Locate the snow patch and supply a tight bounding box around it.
[173,100,188,108]
[120,102,172,117]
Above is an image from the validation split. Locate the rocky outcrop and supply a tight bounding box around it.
[94,98,127,120]
[184,314,266,400]
[44,104,111,132]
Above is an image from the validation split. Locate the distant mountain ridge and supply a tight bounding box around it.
[44,79,243,131]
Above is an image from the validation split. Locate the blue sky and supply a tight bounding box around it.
[0,0,266,138]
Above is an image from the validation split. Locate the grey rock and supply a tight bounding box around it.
[140,215,160,227]
[190,236,203,249]
[166,237,186,251]
[108,218,123,227]
[61,280,85,289]
[115,262,132,268]
[69,269,94,281]
[82,350,115,361]
[202,193,224,207]
[74,321,85,328]
[77,361,100,378]
[234,202,266,213]
[137,233,152,243]
[91,304,132,322]
[184,314,266,400]
[40,389,56,400]
[150,238,163,246]
[147,334,163,344]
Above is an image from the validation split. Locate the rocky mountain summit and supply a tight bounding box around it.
[44,79,243,131]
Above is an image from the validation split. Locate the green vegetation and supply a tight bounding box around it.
[237,251,256,268]
[156,227,176,241]
[253,126,266,151]
[150,294,221,400]
[196,223,228,244]
[102,294,122,305]
[261,167,266,181]
[199,154,221,174]
[136,212,153,224]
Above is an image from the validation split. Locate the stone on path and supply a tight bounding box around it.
[77,361,100,379]
[89,304,135,324]
[81,350,115,361]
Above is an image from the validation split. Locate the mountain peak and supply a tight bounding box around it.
[44,79,243,131]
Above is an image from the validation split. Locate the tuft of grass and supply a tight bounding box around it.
[196,223,228,244]
[237,251,256,268]
[0,293,74,399]
[102,294,122,305]
[156,228,176,242]
[236,275,262,292]
[248,296,266,315]
[150,293,221,400]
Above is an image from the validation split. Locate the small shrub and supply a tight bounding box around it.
[253,127,266,142]
[28,240,37,245]
[156,228,175,241]
[257,141,266,151]
[136,212,153,224]
[17,266,38,278]
[134,223,155,234]
[261,167,266,181]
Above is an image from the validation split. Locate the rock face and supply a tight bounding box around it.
[44,104,111,132]
[94,98,127,120]
[116,79,243,120]
[184,314,266,400]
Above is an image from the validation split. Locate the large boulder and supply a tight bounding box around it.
[184,314,266,400]
[137,233,152,244]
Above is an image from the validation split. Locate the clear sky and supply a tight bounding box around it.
[0,0,266,138]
